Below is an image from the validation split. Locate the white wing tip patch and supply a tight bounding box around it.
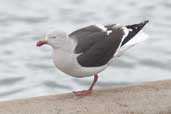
[107,30,112,35]
[121,27,129,41]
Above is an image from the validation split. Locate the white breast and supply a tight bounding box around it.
[52,49,107,78]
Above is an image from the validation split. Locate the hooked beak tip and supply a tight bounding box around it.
[36,40,48,47]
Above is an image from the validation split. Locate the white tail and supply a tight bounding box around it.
[116,31,149,57]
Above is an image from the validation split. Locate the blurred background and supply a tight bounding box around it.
[0,0,171,101]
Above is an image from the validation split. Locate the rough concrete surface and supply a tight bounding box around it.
[0,80,171,114]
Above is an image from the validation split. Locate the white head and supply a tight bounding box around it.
[36,31,67,49]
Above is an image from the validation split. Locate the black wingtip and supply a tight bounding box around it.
[143,20,149,25]
[121,20,149,46]
[139,20,149,27]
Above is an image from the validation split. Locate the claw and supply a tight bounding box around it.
[73,74,98,96]
[73,90,92,96]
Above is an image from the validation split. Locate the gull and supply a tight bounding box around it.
[36,20,149,96]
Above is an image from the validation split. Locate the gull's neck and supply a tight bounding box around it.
[53,37,76,53]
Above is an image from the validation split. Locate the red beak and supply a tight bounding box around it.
[36,40,48,47]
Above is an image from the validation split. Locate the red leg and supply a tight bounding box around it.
[73,74,98,96]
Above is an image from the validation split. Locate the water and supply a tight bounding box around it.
[0,0,171,101]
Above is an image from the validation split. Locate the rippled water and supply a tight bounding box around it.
[0,0,171,101]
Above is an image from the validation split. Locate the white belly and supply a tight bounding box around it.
[52,49,107,78]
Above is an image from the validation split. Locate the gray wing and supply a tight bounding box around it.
[69,25,125,67]
[69,25,107,53]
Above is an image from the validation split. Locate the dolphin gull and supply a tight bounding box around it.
[36,20,149,96]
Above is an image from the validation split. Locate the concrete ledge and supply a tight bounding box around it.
[0,80,171,114]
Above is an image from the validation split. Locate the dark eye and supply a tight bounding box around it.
[51,36,56,39]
